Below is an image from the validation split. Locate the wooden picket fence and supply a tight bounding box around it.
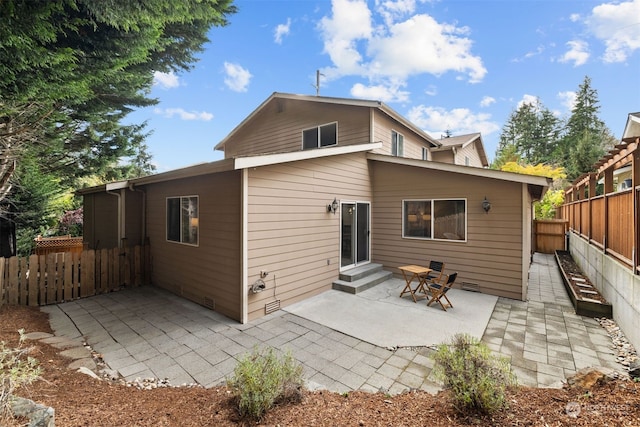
[0,244,151,307]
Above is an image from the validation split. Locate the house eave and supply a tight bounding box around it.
[367,153,550,187]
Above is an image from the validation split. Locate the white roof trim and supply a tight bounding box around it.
[106,181,129,191]
[234,142,383,169]
[367,153,550,187]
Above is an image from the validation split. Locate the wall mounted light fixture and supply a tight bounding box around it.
[482,196,491,213]
[327,197,339,214]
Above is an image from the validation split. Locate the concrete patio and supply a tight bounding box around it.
[42,253,621,395]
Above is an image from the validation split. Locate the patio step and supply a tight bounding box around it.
[332,264,392,294]
[338,263,384,282]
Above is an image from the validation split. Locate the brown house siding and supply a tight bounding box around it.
[458,142,483,166]
[124,190,144,247]
[224,100,371,158]
[370,161,526,300]
[143,170,242,321]
[431,151,454,164]
[246,152,372,320]
[371,110,431,159]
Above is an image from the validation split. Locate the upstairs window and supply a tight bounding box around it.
[167,196,199,245]
[422,147,429,160]
[392,130,404,157]
[303,122,337,150]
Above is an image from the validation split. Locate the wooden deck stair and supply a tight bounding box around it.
[332,263,392,294]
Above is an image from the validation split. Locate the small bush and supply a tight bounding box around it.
[0,329,42,421]
[431,333,516,415]
[227,346,304,420]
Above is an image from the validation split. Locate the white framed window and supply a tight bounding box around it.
[465,156,470,166]
[302,122,337,150]
[402,199,466,241]
[167,195,199,245]
[392,130,404,157]
[422,147,429,160]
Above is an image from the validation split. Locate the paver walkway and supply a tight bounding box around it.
[42,253,621,394]
[482,253,619,387]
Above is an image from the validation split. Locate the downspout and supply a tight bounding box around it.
[106,182,129,248]
[521,183,530,301]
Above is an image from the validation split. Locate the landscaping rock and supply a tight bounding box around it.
[629,360,640,379]
[11,396,55,427]
[566,366,620,390]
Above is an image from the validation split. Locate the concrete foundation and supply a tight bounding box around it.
[569,232,640,352]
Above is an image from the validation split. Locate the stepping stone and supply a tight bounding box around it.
[579,289,598,295]
[571,277,586,282]
[23,332,53,340]
[582,298,602,303]
[575,283,592,288]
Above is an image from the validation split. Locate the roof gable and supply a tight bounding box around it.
[214,92,440,152]
[433,132,489,167]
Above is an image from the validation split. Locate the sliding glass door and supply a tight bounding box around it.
[341,202,370,269]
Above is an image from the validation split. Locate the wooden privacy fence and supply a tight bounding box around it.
[561,189,635,267]
[534,219,568,254]
[0,244,151,307]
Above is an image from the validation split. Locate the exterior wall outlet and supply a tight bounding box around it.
[260,270,269,278]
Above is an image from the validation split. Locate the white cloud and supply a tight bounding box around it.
[557,91,577,111]
[480,96,496,107]
[318,0,372,78]
[367,14,486,83]
[424,85,437,96]
[569,13,581,23]
[406,105,500,137]
[375,0,418,26]
[274,18,291,44]
[318,0,486,97]
[512,45,545,62]
[559,40,590,66]
[517,94,539,109]
[350,82,409,102]
[153,71,180,89]
[587,0,640,63]
[153,108,213,121]
[223,62,252,92]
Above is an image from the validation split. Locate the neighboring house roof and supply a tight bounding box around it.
[432,132,489,167]
[214,92,442,151]
[622,112,640,141]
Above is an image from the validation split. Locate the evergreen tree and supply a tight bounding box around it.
[555,76,616,180]
[0,0,236,254]
[494,98,562,166]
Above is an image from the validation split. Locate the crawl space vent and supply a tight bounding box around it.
[265,300,281,315]
[461,282,480,292]
[203,297,215,309]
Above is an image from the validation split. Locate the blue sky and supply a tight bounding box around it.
[128,0,640,172]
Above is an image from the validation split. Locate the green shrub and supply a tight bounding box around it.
[0,329,42,421]
[431,333,516,415]
[227,346,304,420]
